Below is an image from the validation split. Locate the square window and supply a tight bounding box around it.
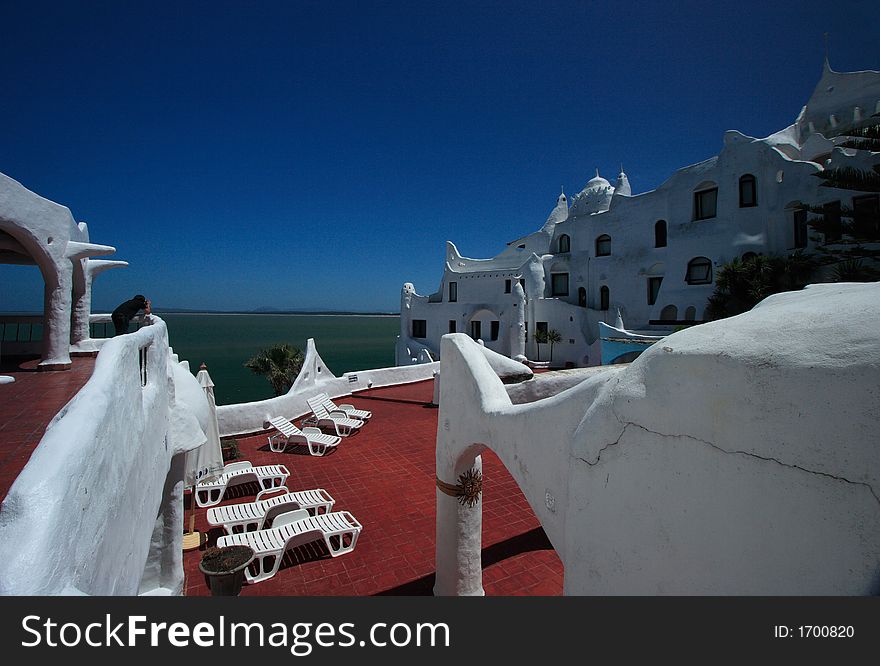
[412,320,427,338]
[551,273,569,297]
[694,188,718,220]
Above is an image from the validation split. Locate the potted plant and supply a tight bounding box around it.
[199,545,255,596]
[220,438,240,462]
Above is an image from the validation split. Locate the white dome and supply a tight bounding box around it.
[584,174,612,192]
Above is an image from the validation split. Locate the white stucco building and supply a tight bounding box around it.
[397,61,880,367]
[0,172,127,369]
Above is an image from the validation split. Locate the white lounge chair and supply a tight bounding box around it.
[206,486,336,534]
[304,395,364,437]
[315,392,372,422]
[217,509,363,583]
[267,416,341,456]
[194,461,289,508]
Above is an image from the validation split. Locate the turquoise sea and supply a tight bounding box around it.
[159,314,400,405]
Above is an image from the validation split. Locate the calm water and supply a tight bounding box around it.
[160,314,400,405]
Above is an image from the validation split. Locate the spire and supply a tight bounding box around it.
[614,165,631,197]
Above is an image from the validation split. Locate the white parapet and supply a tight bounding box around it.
[434,282,880,595]
[217,338,440,438]
[0,316,208,596]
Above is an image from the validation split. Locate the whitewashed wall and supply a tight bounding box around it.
[434,282,880,595]
[218,338,439,437]
[0,317,205,595]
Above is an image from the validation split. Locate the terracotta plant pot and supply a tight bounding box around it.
[199,545,255,596]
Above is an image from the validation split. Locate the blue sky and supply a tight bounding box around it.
[1,1,878,312]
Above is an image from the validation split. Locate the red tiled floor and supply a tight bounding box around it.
[0,356,563,596]
[183,380,564,596]
[0,355,96,502]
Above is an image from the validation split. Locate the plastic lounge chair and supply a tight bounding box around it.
[217,509,363,583]
[206,486,336,534]
[304,395,364,437]
[267,416,341,456]
[194,461,289,508]
[316,392,372,422]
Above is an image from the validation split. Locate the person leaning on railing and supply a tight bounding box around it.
[111,295,151,335]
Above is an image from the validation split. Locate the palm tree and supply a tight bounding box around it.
[244,343,304,396]
[533,329,548,361]
[547,329,562,363]
[706,252,818,320]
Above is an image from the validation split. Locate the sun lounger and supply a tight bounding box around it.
[304,395,364,437]
[315,392,372,422]
[267,415,341,456]
[194,461,289,508]
[206,486,336,534]
[217,509,363,583]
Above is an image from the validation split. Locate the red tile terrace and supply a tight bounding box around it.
[0,357,563,596]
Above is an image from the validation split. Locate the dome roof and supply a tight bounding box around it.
[581,169,612,194]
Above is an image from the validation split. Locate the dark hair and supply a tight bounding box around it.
[134,294,146,301]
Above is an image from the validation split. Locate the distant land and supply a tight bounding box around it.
[2,306,400,316]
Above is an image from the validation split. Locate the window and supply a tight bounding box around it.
[823,201,842,242]
[599,286,609,311]
[742,252,758,262]
[853,194,880,238]
[490,321,499,341]
[470,320,481,340]
[655,220,667,248]
[536,321,548,335]
[551,273,569,296]
[578,287,586,308]
[448,320,456,334]
[519,278,526,291]
[595,234,611,256]
[558,234,570,253]
[412,320,427,338]
[686,257,713,284]
[684,306,696,321]
[694,187,718,220]
[448,281,457,302]
[660,305,678,321]
[648,277,663,305]
[739,174,757,207]
[793,209,808,248]
[504,279,511,293]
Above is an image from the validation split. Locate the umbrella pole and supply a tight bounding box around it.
[182,485,202,551]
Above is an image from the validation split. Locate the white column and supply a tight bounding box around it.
[39,263,72,370]
[70,258,90,346]
[433,454,484,596]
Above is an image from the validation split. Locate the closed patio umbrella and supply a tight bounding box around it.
[183,362,225,550]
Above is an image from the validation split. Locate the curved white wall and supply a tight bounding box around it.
[218,338,438,437]
[434,283,880,595]
[0,317,203,595]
